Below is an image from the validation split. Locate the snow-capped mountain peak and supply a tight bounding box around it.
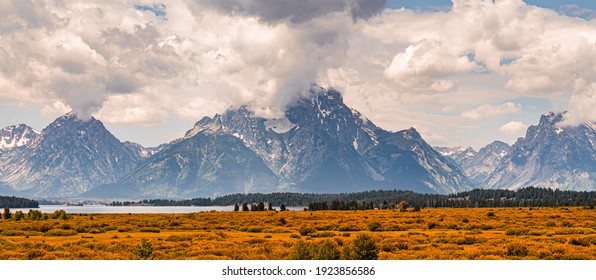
[485,112,595,191]
[0,124,40,150]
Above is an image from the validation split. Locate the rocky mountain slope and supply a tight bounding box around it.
[110,86,473,197]
[0,112,142,197]
[437,142,511,185]
[0,124,40,151]
[484,112,595,190]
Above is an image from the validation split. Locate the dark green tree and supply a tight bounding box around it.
[290,240,314,260]
[133,239,153,260]
[14,211,24,221]
[257,202,265,211]
[344,234,378,260]
[316,240,340,260]
[2,208,11,220]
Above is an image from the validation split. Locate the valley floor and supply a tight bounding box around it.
[1,207,596,260]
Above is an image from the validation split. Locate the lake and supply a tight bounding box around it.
[7,204,305,214]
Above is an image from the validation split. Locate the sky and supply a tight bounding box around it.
[0,0,595,150]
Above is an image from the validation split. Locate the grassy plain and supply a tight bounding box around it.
[1,207,596,260]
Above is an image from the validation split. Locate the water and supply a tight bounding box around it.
[7,205,305,214]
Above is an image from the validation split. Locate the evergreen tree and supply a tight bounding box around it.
[2,208,11,220]
[346,234,378,260]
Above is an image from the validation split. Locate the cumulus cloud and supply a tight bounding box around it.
[461,102,522,119]
[1,0,595,133]
[384,39,475,92]
[561,88,596,126]
[499,121,528,135]
[0,0,375,123]
[351,0,596,124]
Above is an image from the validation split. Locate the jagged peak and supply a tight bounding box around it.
[462,146,476,152]
[396,127,422,140]
[538,111,565,126]
[54,110,97,123]
[1,123,39,134]
[486,140,511,149]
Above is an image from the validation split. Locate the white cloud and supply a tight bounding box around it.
[384,39,475,92]
[357,0,596,124]
[498,121,527,135]
[41,101,72,120]
[561,87,596,126]
[0,0,595,139]
[559,4,596,20]
[0,0,367,124]
[461,102,521,119]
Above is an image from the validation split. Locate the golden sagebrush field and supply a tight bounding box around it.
[1,207,595,260]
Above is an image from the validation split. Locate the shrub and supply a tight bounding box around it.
[568,238,591,247]
[166,235,192,242]
[246,227,263,233]
[316,240,340,260]
[43,230,78,236]
[486,211,495,217]
[14,211,24,221]
[343,234,378,260]
[338,224,360,232]
[447,224,458,230]
[309,231,336,238]
[461,217,470,223]
[299,225,315,236]
[506,243,529,257]
[480,225,493,230]
[33,223,53,233]
[52,210,69,220]
[427,222,438,229]
[290,240,314,260]
[368,221,382,231]
[28,210,43,220]
[456,236,478,245]
[506,229,529,236]
[140,228,161,233]
[133,239,153,260]
[289,233,301,239]
[395,242,409,251]
[278,217,287,226]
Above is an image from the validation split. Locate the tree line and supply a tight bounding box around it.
[0,196,39,208]
[110,186,596,209]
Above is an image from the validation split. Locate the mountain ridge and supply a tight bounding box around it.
[110,86,473,197]
[1,91,593,198]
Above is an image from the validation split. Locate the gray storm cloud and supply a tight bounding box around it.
[199,0,386,23]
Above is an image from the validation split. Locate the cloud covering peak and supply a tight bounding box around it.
[0,0,594,136]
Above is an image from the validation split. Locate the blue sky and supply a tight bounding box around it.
[388,0,596,19]
[1,0,595,150]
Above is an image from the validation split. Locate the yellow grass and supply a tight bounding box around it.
[1,207,595,260]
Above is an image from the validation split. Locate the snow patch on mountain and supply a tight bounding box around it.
[0,124,40,150]
[264,117,295,134]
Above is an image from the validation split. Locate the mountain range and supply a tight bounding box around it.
[0,86,594,198]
